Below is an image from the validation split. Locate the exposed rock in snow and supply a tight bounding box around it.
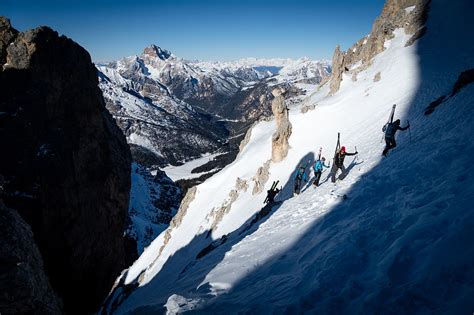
[329,45,346,95]
[252,160,271,195]
[328,0,430,94]
[300,103,316,113]
[374,71,382,82]
[155,186,198,264]
[271,88,292,162]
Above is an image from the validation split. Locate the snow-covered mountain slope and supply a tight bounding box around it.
[103,0,474,313]
[98,66,224,166]
[98,45,330,177]
[195,57,330,85]
[99,46,330,169]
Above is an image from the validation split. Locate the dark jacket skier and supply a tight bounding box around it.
[330,146,357,183]
[382,119,409,156]
[265,186,280,204]
[313,157,330,187]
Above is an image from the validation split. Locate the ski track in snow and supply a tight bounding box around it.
[109,2,474,313]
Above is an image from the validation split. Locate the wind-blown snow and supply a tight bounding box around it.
[108,1,474,313]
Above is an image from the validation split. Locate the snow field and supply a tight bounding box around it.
[111,1,474,312]
[114,28,421,312]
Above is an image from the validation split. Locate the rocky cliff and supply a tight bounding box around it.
[271,88,292,162]
[0,17,133,313]
[0,200,62,314]
[328,0,430,94]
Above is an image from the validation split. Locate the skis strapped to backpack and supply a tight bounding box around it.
[334,132,340,160]
[264,180,280,203]
[390,104,396,123]
[272,180,279,190]
[382,104,396,132]
[381,104,396,143]
[317,147,322,160]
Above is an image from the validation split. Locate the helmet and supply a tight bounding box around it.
[395,119,401,125]
[341,146,346,152]
[321,157,326,161]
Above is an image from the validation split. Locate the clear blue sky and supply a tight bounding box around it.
[1,0,385,62]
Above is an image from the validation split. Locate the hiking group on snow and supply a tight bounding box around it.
[265,104,410,204]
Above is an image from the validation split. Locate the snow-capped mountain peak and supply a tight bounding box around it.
[142,44,174,61]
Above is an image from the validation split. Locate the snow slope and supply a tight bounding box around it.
[106,1,474,313]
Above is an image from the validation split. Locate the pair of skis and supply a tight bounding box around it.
[264,180,280,204]
[381,104,396,142]
[333,132,340,166]
[381,104,412,142]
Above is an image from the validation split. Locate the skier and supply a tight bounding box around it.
[312,157,330,187]
[264,185,281,204]
[382,119,410,156]
[330,146,358,183]
[294,162,308,195]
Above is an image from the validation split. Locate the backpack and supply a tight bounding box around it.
[313,160,323,172]
[385,123,397,138]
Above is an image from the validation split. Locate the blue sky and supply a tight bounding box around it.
[1,0,385,62]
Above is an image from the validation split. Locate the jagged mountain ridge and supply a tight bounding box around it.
[98,45,330,168]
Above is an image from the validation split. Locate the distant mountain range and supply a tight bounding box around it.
[97,45,331,169]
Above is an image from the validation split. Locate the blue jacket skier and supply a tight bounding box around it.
[293,163,308,195]
[382,119,410,156]
[312,157,330,187]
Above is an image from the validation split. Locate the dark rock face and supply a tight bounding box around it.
[128,162,182,254]
[0,201,62,315]
[0,17,133,313]
[328,0,431,94]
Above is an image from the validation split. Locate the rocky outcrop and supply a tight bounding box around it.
[328,0,430,94]
[209,177,249,231]
[329,45,345,95]
[0,17,133,313]
[155,186,198,263]
[301,104,316,114]
[271,88,292,162]
[252,160,271,195]
[0,201,62,315]
[0,18,17,64]
[374,71,382,82]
